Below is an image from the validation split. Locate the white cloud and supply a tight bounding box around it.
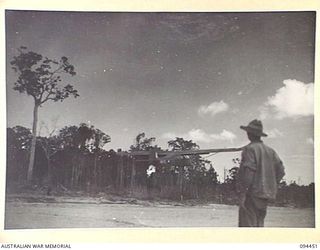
[162,132,177,139]
[260,79,314,119]
[306,138,314,145]
[162,128,236,143]
[210,129,236,142]
[266,128,284,138]
[198,100,229,117]
[188,129,211,143]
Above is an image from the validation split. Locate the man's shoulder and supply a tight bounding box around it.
[246,141,275,153]
[242,142,261,155]
[243,142,282,163]
[261,142,277,153]
[245,141,264,149]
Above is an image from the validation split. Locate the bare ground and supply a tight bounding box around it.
[4,194,315,229]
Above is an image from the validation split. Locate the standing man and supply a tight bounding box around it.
[237,119,285,227]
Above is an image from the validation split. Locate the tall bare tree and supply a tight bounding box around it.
[10,46,78,183]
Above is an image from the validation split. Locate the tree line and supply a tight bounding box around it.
[6,125,315,208]
[6,125,218,198]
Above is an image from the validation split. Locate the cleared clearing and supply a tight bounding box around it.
[4,195,314,229]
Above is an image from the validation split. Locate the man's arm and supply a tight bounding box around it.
[274,153,285,184]
[276,161,285,184]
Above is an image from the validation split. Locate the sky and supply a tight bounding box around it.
[6,11,315,184]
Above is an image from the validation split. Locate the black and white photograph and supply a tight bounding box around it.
[5,11,315,229]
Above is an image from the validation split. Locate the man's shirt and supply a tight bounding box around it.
[238,141,285,200]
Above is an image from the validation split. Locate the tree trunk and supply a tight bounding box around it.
[117,155,124,191]
[93,154,97,186]
[130,157,136,191]
[47,159,52,185]
[27,104,39,183]
[42,145,53,189]
[71,156,75,188]
[178,166,184,201]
